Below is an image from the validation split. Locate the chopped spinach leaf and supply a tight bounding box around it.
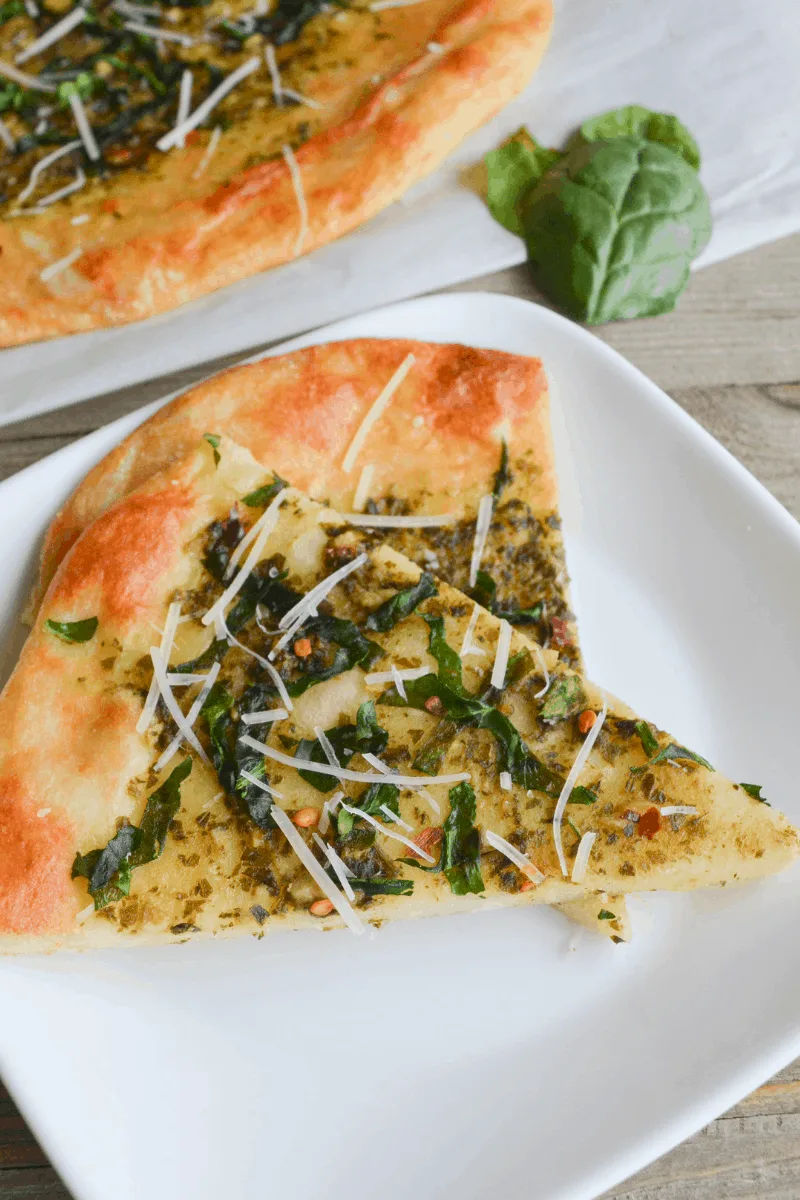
[422,614,468,695]
[471,570,542,625]
[492,438,512,499]
[203,514,245,582]
[631,741,714,774]
[597,909,616,921]
[72,759,191,909]
[351,878,413,896]
[287,614,383,697]
[0,0,25,23]
[45,616,98,644]
[441,781,484,896]
[336,781,399,837]
[203,432,221,465]
[740,782,769,804]
[364,572,437,632]
[296,701,388,792]
[472,569,497,610]
[200,682,279,827]
[634,720,659,758]
[540,676,585,722]
[242,473,288,508]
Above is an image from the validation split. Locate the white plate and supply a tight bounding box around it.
[1,293,800,1200]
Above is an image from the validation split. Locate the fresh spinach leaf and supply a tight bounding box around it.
[485,127,563,235]
[288,615,383,697]
[575,105,701,170]
[202,515,245,582]
[72,759,191,909]
[296,701,389,792]
[520,136,711,323]
[471,571,542,625]
[364,572,437,633]
[336,780,399,837]
[45,616,98,643]
[597,908,616,921]
[441,781,484,896]
[0,0,25,23]
[203,432,221,465]
[242,473,288,508]
[540,676,585,722]
[422,614,468,695]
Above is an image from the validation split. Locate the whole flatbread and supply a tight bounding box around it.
[2,439,795,952]
[0,0,552,346]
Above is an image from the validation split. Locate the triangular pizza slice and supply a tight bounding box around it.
[0,439,794,952]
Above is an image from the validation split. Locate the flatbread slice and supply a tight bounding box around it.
[34,336,623,938]
[0,0,552,345]
[1,439,794,952]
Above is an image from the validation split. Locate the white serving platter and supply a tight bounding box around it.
[0,292,799,1200]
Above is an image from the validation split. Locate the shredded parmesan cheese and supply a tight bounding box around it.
[499,771,512,792]
[192,124,221,178]
[76,902,95,923]
[158,56,261,151]
[0,59,56,91]
[390,663,407,701]
[264,42,282,106]
[16,4,85,63]
[175,68,193,147]
[270,802,369,937]
[40,245,83,282]
[364,665,429,687]
[150,647,210,762]
[362,752,441,816]
[343,512,455,528]
[0,117,14,151]
[459,603,485,658]
[68,91,100,161]
[274,551,367,642]
[240,734,469,789]
[239,768,284,800]
[533,644,550,699]
[552,694,607,876]
[137,601,181,733]
[280,86,323,109]
[17,139,81,203]
[314,725,341,769]
[203,489,286,627]
[281,142,308,256]
[660,805,698,816]
[339,802,434,861]
[37,807,51,818]
[312,833,356,900]
[426,40,444,52]
[490,619,512,690]
[27,166,86,211]
[484,830,545,884]
[468,494,494,586]
[342,353,416,473]
[379,804,413,832]
[369,0,430,9]
[241,708,289,725]
[318,790,344,836]
[166,672,208,685]
[352,463,374,512]
[571,831,597,884]
[155,662,220,771]
[123,19,193,43]
[71,212,90,224]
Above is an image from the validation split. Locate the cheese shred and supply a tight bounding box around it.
[342,353,416,474]
[552,694,607,876]
[270,803,369,937]
[16,4,85,63]
[281,142,308,256]
[468,494,493,586]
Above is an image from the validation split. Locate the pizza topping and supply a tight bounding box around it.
[577,709,597,735]
[67,89,100,160]
[539,676,584,723]
[44,614,98,642]
[352,463,374,512]
[158,55,261,150]
[365,664,430,686]
[154,660,220,771]
[292,806,318,828]
[552,695,607,876]
[39,243,82,280]
[72,758,192,910]
[660,805,697,817]
[490,618,511,689]
[532,643,549,698]
[468,494,493,587]
[484,829,544,884]
[364,570,437,633]
[637,807,661,839]
[499,771,512,791]
[202,487,286,626]
[15,3,85,64]
[342,352,416,474]
[269,801,369,936]
[240,707,289,724]
[192,123,220,178]
[339,801,435,861]
[264,41,281,105]
[630,730,713,776]
[280,140,307,255]
[270,550,368,655]
[571,830,596,883]
[138,600,182,733]
[344,512,455,528]
[0,58,55,90]
[459,602,485,658]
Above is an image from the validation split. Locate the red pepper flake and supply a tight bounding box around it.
[423,696,444,715]
[519,879,536,892]
[293,638,312,658]
[102,199,118,214]
[638,807,662,839]
[408,826,442,860]
[550,617,572,647]
[577,709,597,735]
[186,130,201,145]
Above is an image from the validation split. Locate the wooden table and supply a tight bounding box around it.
[1,233,799,1200]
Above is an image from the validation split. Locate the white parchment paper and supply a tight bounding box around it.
[2,0,799,423]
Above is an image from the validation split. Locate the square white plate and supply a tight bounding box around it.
[1,292,799,1200]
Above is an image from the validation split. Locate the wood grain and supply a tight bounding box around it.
[0,233,799,1200]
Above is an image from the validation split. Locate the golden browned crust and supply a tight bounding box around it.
[0,0,552,347]
[38,337,556,601]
